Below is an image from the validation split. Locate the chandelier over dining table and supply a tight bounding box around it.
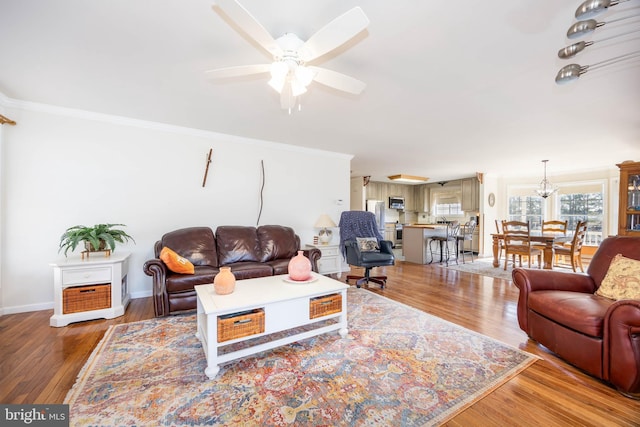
[535,160,558,198]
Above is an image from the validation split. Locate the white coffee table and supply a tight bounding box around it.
[195,273,349,378]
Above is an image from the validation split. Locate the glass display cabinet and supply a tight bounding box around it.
[617,161,640,236]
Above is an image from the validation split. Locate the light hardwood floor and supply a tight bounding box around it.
[1,261,638,426]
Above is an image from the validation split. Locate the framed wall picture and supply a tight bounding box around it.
[488,192,496,207]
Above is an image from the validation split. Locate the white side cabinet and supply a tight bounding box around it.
[305,244,343,276]
[49,252,131,327]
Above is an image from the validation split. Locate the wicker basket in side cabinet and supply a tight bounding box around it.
[63,284,111,314]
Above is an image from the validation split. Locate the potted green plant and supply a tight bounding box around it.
[58,223,135,257]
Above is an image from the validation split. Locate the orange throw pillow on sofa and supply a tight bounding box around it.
[160,247,195,274]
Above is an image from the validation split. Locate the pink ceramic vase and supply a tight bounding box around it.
[288,250,312,281]
[214,267,236,295]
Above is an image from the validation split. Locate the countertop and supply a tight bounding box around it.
[403,224,446,229]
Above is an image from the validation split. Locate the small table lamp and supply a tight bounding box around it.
[315,214,337,244]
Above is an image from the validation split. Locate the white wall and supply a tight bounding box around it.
[0,100,351,314]
[0,109,7,311]
[349,176,365,211]
[480,174,499,257]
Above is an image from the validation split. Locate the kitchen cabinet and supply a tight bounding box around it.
[409,185,422,212]
[364,181,421,212]
[388,183,402,202]
[399,184,413,211]
[617,161,640,236]
[384,224,396,246]
[461,178,480,212]
[414,184,429,213]
[365,181,382,201]
[362,178,475,213]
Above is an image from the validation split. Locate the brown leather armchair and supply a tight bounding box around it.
[143,225,321,317]
[513,236,640,398]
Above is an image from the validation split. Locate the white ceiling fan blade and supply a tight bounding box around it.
[205,64,271,80]
[308,66,366,94]
[300,7,369,63]
[213,0,282,57]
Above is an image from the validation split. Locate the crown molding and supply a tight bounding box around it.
[0,92,352,160]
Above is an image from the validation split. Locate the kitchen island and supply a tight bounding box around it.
[403,224,448,264]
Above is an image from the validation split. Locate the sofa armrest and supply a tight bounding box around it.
[512,267,597,333]
[143,258,170,317]
[512,268,597,294]
[302,248,321,273]
[604,299,640,395]
[343,240,361,266]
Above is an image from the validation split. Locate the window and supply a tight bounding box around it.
[507,195,543,229]
[434,201,462,216]
[431,189,463,217]
[558,189,604,246]
[507,181,605,246]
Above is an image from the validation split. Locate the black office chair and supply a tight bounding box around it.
[339,211,395,288]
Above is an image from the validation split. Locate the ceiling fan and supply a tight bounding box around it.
[206,0,369,111]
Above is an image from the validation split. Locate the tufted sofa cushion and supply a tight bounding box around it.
[258,225,299,262]
[157,226,218,267]
[215,226,260,265]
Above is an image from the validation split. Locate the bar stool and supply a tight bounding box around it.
[429,222,460,266]
[456,220,476,264]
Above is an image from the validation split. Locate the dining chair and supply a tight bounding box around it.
[495,219,504,262]
[542,220,568,235]
[536,219,570,263]
[456,220,476,263]
[501,220,542,270]
[553,220,588,272]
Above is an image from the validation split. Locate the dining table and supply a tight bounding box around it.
[491,232,571,270]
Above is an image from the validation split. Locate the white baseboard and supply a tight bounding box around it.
[2,301,54,315]
[1,291,152,316]
[130,290,153,299]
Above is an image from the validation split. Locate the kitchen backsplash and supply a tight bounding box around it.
[387,209,476,225]
[401,211,418,224]
[415,212,477,225]
[385,209,400,224]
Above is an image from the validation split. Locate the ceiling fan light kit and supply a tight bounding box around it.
[207,0,369,110]
[555,0,640,84]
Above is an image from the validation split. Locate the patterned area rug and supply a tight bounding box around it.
[444,257,583,281]
[444,257,514,281]
[65,287,537,426]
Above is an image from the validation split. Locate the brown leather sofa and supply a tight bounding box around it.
[143,225,321,317]
[513,235,640,397]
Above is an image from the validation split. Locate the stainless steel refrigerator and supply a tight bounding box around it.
[366,200,386,236]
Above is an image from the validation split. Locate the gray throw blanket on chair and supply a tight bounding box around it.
[338,211,384,259]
